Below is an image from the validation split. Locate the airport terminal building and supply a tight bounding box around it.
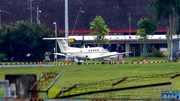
[66,29,177,57]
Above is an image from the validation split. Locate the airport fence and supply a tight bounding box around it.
[0,61,169,66]
[0,80,9,98]
[0,87,3,98]
[55,72,180,99]
[0,98,170,101]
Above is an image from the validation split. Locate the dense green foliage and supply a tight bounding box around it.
[151,48,165,58]
[90,16,110,47]
[131,57,144,61]
[148,0,180,22]
[0,53,6,62]
[0,21,54,62]
[136,18,157,57]
[136,18,157,38]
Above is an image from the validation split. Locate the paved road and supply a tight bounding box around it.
[0,64,55,67]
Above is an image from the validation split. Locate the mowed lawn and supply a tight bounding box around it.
[0,62,180,98]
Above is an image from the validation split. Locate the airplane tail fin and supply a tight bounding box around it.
[57,39,70,52]
[43,38,70,52]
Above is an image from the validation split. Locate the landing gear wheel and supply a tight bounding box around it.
[109,61,112,64]
[78,62,82,65]
[109,59,113,64]
[101,62,105,64]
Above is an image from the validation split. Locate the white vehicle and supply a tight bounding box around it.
[43,37,128,64]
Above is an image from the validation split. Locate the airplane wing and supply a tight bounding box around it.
[88,52,130,59]
[53,53,72,57]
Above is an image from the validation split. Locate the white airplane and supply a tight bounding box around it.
[43,37,129,64]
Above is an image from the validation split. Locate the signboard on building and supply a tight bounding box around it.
[68,39,74,42]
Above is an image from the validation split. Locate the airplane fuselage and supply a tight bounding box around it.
[61,47,118,59]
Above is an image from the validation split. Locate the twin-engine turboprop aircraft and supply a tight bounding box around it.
[43,37,128,64]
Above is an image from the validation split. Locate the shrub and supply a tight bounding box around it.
[45,60,53,62]
[151,48,164,57]
[0,53,6,62]
[132,57,144,61]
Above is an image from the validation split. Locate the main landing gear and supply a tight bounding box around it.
[101,59,105,64]
[101,59,113,64]
[78,60,82,65]
[109,59,113,64]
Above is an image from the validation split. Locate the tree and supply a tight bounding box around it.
[0,21,54,61]
[148,0,180,61]
[90,16,110,47]
[136,18,157,57]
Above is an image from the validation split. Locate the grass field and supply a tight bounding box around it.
[0,60,180,99]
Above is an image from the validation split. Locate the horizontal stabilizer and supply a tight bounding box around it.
[43,37,69,40]
[117,52,132,54]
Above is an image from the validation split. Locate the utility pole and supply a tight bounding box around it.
[37,6,41,24]
[72,7,84,35]
[128,13,131,35]
[28,0,33,23]
[0,9,1,27]
[28,0,43,23]
[30,0,33,23]
[0,8,11,27]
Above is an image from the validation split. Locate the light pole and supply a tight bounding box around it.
[71,7,84,35]
[65,0,69,60]
[0,8,11,27]
[53,22,57,65]
[65,0,68,43]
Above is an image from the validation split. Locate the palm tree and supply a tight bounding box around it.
[90,16,110,47]
[149,0,180,61]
